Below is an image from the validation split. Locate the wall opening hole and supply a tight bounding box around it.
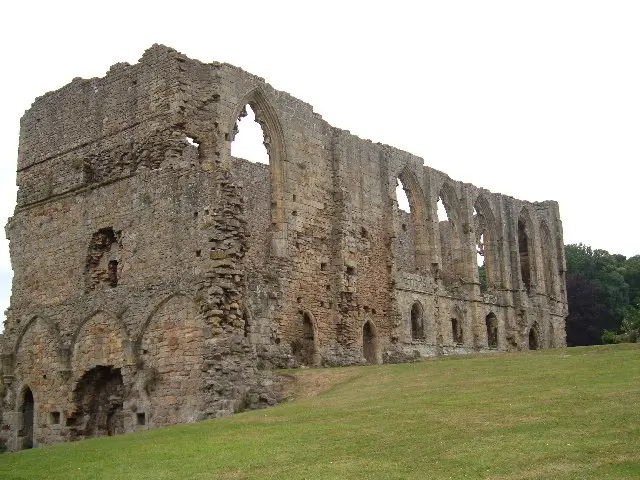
[518,218,532,291]
[396,179,410,213]
[437,196,449,222]
[296,297,302,304]
[231,104,269,164]
[185,137,199,148]
[451,318,463,345]
[195,250,201,257]
[411,302,424,340]
[50,411,61,425]
[346,266,355,275]
[320,262,327,271]
[136,412,146,426]
[86,227,122,291]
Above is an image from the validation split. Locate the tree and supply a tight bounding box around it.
[564,244,632,345]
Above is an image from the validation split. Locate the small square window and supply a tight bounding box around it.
[136,412,146,426]
[50,411,61,425]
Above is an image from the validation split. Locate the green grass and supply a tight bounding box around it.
[1,344,639,479]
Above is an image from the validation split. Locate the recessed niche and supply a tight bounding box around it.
[50,411,61,425]
[136,412,146,426]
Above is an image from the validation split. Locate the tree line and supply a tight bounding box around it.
[565,243,640,345]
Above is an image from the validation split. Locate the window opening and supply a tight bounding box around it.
[50,411,61,425]
[136,412,146,426]
[231,104,269,164]
[486,313,498,348]
[410,302,424,340]
[437,196,448,221]
[518,218,531,291]
[396,179,410,213]
[451,318,463,345]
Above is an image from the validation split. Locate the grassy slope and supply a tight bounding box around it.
[1,344,639,480]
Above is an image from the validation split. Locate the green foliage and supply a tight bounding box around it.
[477,264,487,292]
[565,243,639,346]
[1,345,639,479]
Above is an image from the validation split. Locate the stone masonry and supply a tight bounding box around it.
[1,45,568,451]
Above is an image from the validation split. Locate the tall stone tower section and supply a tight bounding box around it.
[0,45,568,450]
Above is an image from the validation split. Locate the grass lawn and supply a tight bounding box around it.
[1,344,639,479]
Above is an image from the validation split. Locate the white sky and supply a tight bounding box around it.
[1,1,639,332]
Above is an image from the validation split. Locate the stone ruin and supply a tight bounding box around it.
[0,45,568,451]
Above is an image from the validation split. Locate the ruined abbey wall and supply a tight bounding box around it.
[1,45,568,450]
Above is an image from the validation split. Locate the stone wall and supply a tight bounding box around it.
[1,45,568,451]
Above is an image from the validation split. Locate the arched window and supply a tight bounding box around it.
[21,387,35,449]
[394,170,428,272]
[363,321,377,363]
[451,318,463,345]
[485,313,498,348]
[437,183,463,281]
[229,91,286,258]
[231,104,269,164]
[518,216,532,291]
[540,222,555,297]
[410,302,424,340]
[474,195,498,292]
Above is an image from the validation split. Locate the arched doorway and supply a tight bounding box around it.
[363,321,377,363]
[529,325,540,350]
[410,302,424,340]
[21,387,35,449]
[294,311,317,366]
[485,313,498,348]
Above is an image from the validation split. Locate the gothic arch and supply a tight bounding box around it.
[396,166,429,269]
[12,314,64,361]
[517,207,537,292]
[229,88,287,257]
[70,309,129,355]
[71,310,129,375]
[473,193,500,288]
[137,293,205,426]
[539,220,556,297]
[134,292,197,349]
[436,180,465,279]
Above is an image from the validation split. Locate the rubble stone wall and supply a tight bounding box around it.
[1,45,568,450]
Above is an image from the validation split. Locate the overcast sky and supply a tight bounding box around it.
[1,1,639,332]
